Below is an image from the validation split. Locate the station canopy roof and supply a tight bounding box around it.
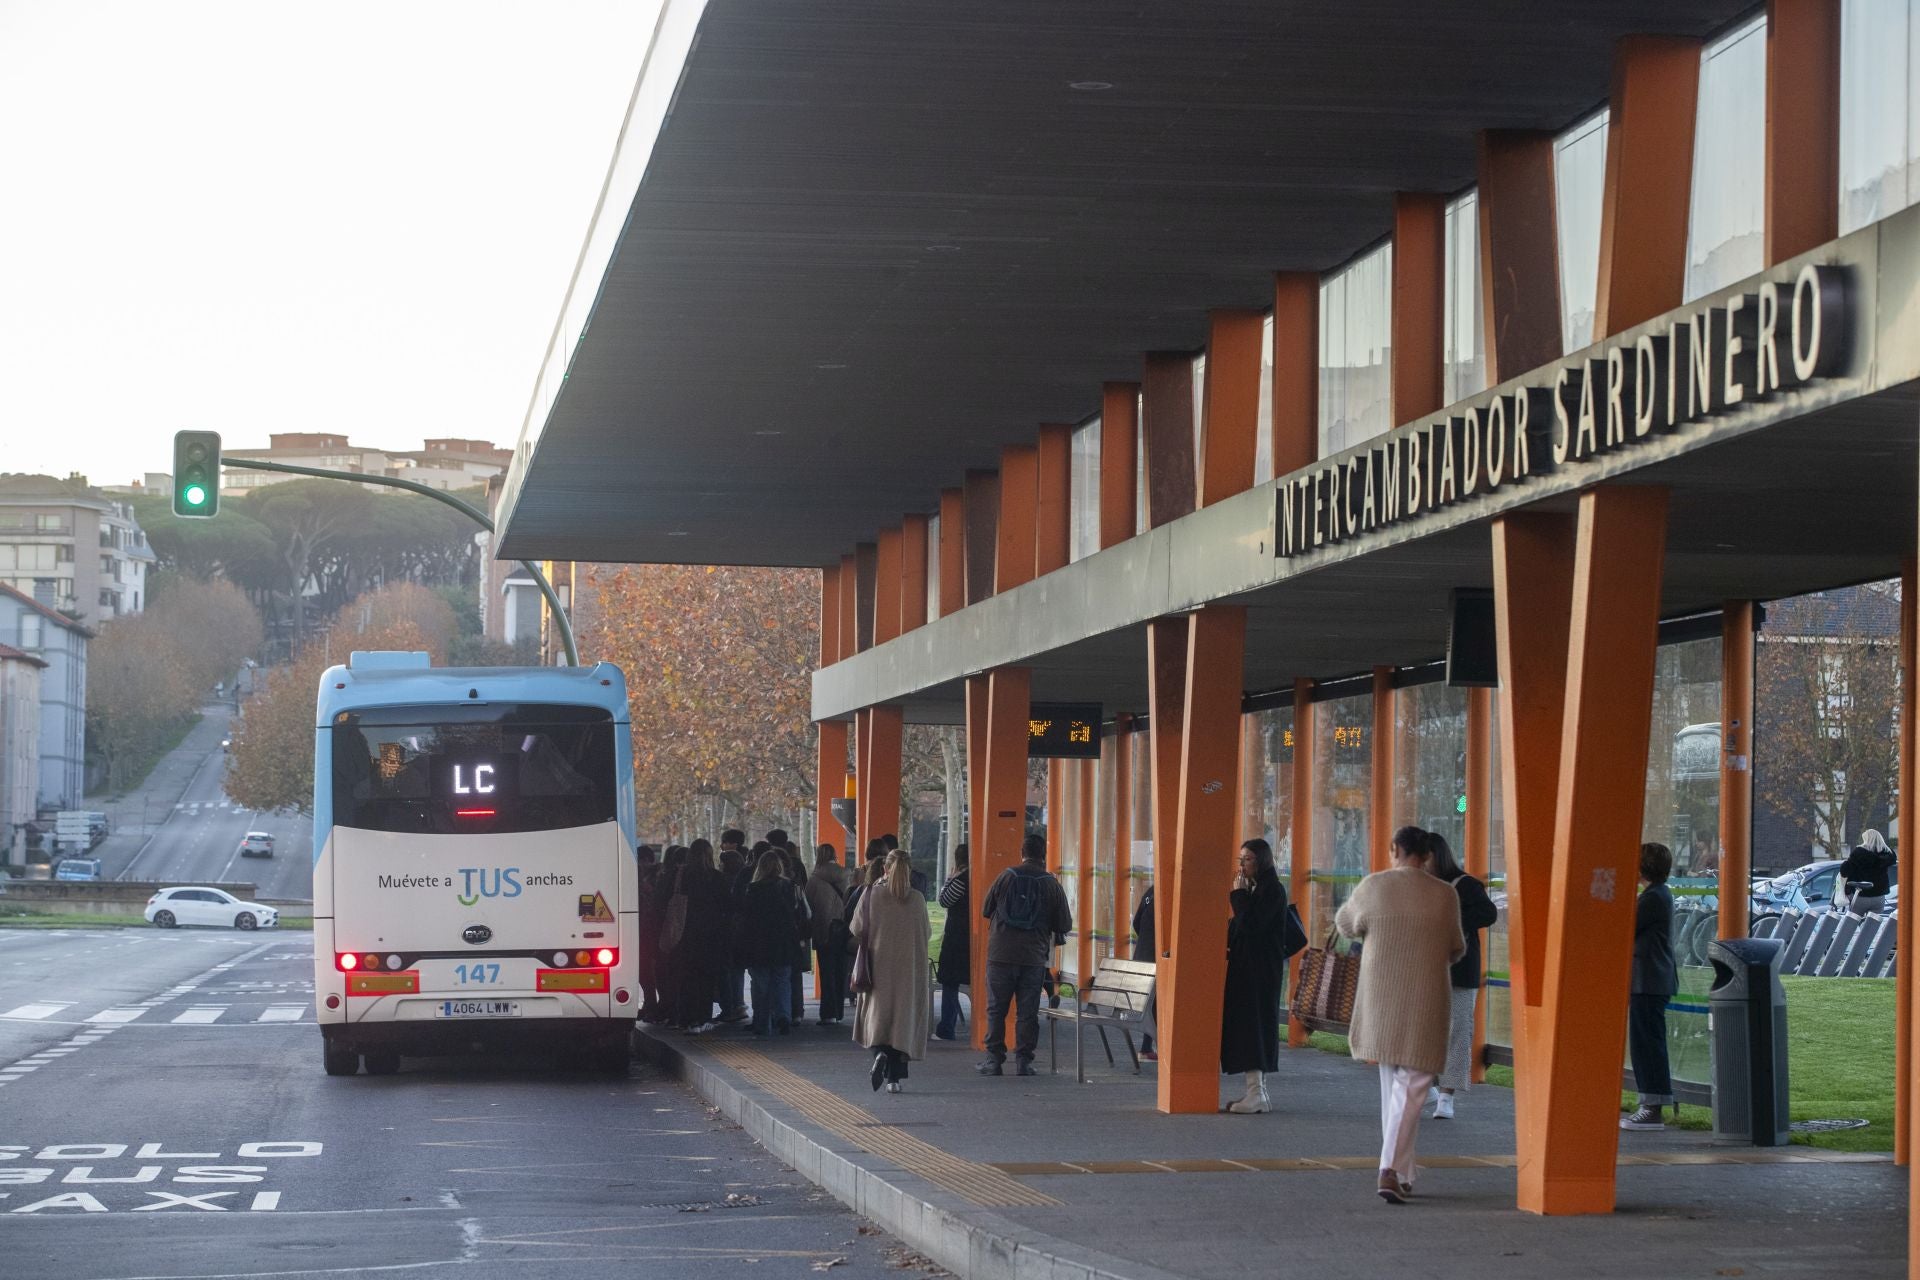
[494,0,1762,569]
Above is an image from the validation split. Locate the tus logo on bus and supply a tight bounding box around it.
[456,867,522,906]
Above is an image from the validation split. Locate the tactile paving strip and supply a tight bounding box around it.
[706,1042,1060,1208]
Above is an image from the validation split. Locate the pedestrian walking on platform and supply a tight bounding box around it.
[852,850,931,1092]
[740,849,800,1035]
[977,834,1073,1077]
[806,844,850,1024]
[716,829,751,1023]
[1132,883,1157,1059]
[780,846,813,1022]
[647,845,688,1025]
[934,851,970,1040]
[1421,829,1498,1120]
[1622,842,1678,1131]
[1335,832,1465,1204]
[671,839,730,1031]
[1221,838,1289,1114]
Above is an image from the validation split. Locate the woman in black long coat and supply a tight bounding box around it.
[648,845,688,1026]
[933,846,970,1041]
[672,839,730,1030]
[1220,837,1288,1115]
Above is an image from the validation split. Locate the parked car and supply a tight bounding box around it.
[145,887,278,931]
[238,832,275,859]
[53,858,102,882]
[1750,857,1901,924]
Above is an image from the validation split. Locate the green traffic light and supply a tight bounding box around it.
[183,484,207,507]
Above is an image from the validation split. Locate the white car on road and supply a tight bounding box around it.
[145,886,279,931]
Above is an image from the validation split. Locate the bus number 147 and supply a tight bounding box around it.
[454,963,500,984]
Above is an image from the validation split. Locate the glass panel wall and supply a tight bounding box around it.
[1318,244,1394,456]
[1394,681,1469,855]
[1068,417,1101,562]
[1442,192,1486,404]
[1555,110,1609,351]
[1129,723,1155,953]
[1310,694,1374,932]
[1255,313,1276,483]
[1685,17,1767,300]
[1839,0,1920,233]
[925,513,940,621]
[1243,704,1296,854]
[1054,761,1083,985]
[1484,689,1513,1053]
[1134,393,1149,536]
[1092,731,1119,961]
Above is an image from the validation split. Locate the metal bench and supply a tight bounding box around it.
[1041,957,1155,1083]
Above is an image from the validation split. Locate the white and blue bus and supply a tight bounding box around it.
[312,652,637,1076]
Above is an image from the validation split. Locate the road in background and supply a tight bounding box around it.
[0,930,927,1279]
[96,700,313,902]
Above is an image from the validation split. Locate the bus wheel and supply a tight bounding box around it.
[363,1051,401,1076]
[323,1045,359,1076]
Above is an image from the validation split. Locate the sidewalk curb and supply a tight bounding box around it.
[635,1029,1186,1280]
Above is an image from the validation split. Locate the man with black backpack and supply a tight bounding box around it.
[977,834,1072,1077]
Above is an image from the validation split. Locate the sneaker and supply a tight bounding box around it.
[690,1021,717,1034]
[886,1081,903,1093]
[1138,1050,1158,1062]
[718,1010,750,1024]
[932,1029,957,1042]
[1433,1093,1454,1120]
[976,1060,1004,1076]
[1377,1170,1407,1205]
[1619,1105,1665,1131]
[1014,1061,1037,1077]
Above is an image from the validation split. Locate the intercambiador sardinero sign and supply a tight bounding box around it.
[1275,262,1850,558]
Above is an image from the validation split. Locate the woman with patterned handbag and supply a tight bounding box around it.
[1335,833,1465,1205]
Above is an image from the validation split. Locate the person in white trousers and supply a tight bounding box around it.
[1334,826,1465,1204]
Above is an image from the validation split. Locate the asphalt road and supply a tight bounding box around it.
[0,928,935,1280]
[108,703,314,902]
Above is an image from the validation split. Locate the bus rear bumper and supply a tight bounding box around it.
[320,1015,628,1058]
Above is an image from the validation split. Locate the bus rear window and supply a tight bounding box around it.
[332,702,617,835]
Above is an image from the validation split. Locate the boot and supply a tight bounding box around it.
[1227,1070,1270,1114]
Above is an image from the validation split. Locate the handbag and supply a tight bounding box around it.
[1281,904,1310,960]
[849,886,876,994]
[1289,927,1360,1034]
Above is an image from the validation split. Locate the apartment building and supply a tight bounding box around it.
[0,642,43,866]
[0,482,155,625]
[0,584,89,812]
[221,433,511,496]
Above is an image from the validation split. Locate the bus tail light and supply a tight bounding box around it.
[347,970,419,996]
[595,947,617,967]
[614,988,631,1005]
[336,952,359,971]
[537,968,608,993]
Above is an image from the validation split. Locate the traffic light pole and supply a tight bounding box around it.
[221,457,580,667]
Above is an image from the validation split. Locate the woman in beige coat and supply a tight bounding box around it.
[851,850,932,1093]
[1334,830,1465,1204]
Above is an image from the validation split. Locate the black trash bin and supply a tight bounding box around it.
[1707,936,1789,1146]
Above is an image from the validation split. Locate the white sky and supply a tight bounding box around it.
[0,0,658,483]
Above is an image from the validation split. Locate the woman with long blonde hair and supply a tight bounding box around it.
[850,850,931,1092]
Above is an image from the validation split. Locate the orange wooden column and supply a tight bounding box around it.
[1901,558,1917,1169]
[1287,680,1316,1048]
[1147,618,1187,970]
[1764,0,1840,266]
[964,674,992,1049]
[1392,192,1447,424]
[874,528,902,646]
[1076,754,1097,986]
[1465,686,1493,1084]
[1036,424,1072,575]
[1200,310,1264,506]
[937,490,965,618]
[1477,131,1564,382]
[1099,383,1140,548]
[1594,36,1702,338]
[997,446,1039,592]
[1112,717,1135,964]
[1142,353,1197,528]
[1272,274,1318,475]
[1507,488,1670,1216]
[1368,666,1395,872]
[1158,606,1248,1114]
[859,707,903,849]
[1491,512,1577,1179]
[967,666,1032,1053]
[1719,604,1754,942]
[816,564,851,856]
[900,514,930,632]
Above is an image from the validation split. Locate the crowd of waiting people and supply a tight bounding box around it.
[633,820,1737,1205]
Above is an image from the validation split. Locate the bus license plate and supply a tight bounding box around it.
[437,999,519,1018]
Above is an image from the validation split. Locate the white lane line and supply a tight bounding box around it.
[257,1005,308,1022]
[172,1005,229,1024]
[1,1002,74,1020]
[85,1007,149,1024]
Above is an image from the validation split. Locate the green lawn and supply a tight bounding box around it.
[1305,975,1897,1153]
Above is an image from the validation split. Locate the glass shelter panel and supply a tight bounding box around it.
[1684,17,1767,301]
[1555,110,1609,352]
[1069,418,1101,563]
[1318,244,1394,457]
[1394,681,1469,855]
[1311,694,1373,933]
[1442,192,1486,404]
[1839,0,1920,233]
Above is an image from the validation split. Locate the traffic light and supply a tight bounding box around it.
[172,430,222,518]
